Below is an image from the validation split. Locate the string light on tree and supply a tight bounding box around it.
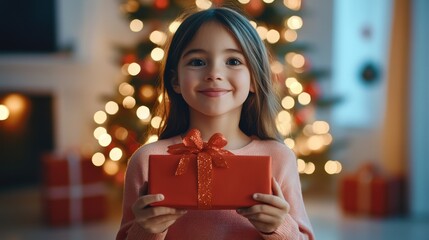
[0,105,9,121]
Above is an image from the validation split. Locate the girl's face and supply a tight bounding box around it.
[175,21,254,119]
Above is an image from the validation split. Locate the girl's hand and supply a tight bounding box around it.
[236,177,290,234]
[132,194,187,234]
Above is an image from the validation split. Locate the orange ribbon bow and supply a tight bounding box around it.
[167,129,233,209]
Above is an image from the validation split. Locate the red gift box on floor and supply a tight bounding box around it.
[148,129,272,210]
[42,152,108,225]
[339,163,406,217]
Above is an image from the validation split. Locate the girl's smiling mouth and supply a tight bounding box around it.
[198,88,231,97]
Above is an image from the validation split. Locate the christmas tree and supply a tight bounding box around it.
[91,0,341,190]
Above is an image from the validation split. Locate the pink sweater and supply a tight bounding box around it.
[116,136,315,240]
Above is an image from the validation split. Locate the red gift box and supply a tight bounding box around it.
[149,155,271,209]
[42,152,108,225]
[148,129,272,210]
[339,163,406,217]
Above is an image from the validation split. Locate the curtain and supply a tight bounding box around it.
[381,0,410,176]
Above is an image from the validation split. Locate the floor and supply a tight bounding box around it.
[1,186,428,240]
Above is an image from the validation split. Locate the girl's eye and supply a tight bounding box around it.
[226,58,242,66]
[188,59,206,66]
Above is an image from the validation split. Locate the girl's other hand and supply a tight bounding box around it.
[132,194,187,234]
[236,177,290,234]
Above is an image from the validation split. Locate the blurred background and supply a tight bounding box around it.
[0,0,428,239]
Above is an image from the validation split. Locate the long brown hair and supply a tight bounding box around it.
[153,7,282,141]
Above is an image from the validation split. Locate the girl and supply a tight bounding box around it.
[117,7,314,240]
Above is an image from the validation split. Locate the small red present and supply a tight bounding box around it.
[370,175,406,217]
[339,163,406,217]
[42,152,108,225]
[339,174,359,214]
[148,129,272,210]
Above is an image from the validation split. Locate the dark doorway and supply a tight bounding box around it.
[0,92,54,190]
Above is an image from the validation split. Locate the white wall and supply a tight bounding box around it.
[298,0,393,172]
[0,0,136,153]
[330,0,392,170]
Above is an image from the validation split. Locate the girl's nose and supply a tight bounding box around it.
[205,63,223,81]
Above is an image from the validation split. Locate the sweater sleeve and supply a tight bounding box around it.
[260,143,315,240]
[116,146,168,240]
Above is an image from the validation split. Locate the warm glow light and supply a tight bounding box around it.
[284,0,302,10]
[105,101,119,115]
[93,126,107,140]
[266,29,280,44]
[103,160,119,176]
[277,110,292,122]
[313,121,330,134]
[238,0,251,4]
[4,94,27,115]
[325,160,336,174]
[249,21,257,29]
[92,152,106,166]
[140,85,155,99]
[297,159,306,173]
[0,105,9,121]
[298,142,311,156]
[109,147,123,161]
[136,105,151,120]
[123,1,139,13]
[291,54,305,68]
[114,127,128,141]
[130,19,144,32]
[285,77,298,88]
[151,47,164,61]
[298,92,311,105]
[303,124,313,136]
[276,111,292,136]
[123,96,136,109]
[169,21,181,33]
[196,0,212,10]
[98,133,112,147]
[284,29,298,42]
[286,16,303,30]
[150,116,163,129]
[289,81,303,95]
[285,52,296,64]
[284,138,295,149]
[323,133,333,145]
[336,161,342,173]
[281,96,295,110]
[263,0,275,3]
[304,162,315,174]
[121,64,129,75]
[149,30,167,45]
[145,134,159,144]
[256,26,268,40]
[128,62,141,76]
[307,135,324,151]
[93,111,107,124]
[276,122,291,136]
[158,93,164,103]
[119,82,135,96]
[325,160,342,174]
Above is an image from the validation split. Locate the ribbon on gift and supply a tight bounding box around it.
[167,129,233,209]
[356,163,380,215]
